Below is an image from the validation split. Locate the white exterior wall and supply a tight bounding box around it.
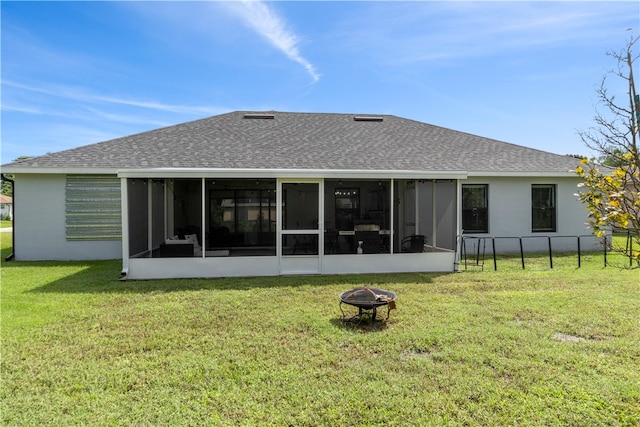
[323,252,456,275]
[127,257,280,279]
[13,174,121,261]
[11,172,598,268]
[461,176,598,252]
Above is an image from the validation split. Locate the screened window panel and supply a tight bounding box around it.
[66,175,122,240]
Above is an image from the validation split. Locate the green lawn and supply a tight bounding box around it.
[1,232,639,426]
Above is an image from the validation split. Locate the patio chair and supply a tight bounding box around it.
[324,229,339,254]
[401,235,427,253]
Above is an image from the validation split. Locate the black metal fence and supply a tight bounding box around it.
[458,230,637,271]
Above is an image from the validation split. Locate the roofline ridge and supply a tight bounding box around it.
[234,110,397,118]
[396,115,578,158]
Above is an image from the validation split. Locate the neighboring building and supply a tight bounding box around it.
[1,111,592,279]
[0,194,12,220]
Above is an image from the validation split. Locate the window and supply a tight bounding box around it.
[66,175,121,240]
[462,185,488,233]
[531,184,556,232]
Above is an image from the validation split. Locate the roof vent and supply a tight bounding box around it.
[244,113,275,119]
[354,116,383,122]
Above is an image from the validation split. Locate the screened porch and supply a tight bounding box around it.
[121,174,460,278]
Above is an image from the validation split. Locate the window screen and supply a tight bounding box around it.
[66,175,122,240]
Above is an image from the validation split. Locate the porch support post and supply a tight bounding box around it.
[201,177,206,258]
[147,179,153,253]
[163,179,168,239]
[432,180,437,247]
[415,181,420,235]
[455,179,462,271]
[166,180,175,237]
[120,177,130,276]
[276,179,283,260]
[390,179,395,253]
[319,179,325,271]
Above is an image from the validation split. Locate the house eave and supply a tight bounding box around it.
[1,166,119,175]
[2,166,578,179]
[116,168,469,180]
[467,170,578,178]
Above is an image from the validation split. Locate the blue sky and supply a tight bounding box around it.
[2,1,638,164]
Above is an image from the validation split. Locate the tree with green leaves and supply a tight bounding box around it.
[575,34,639,266]
[0,178,12,197]
[1,156,33,196]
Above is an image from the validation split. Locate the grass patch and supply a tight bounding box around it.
[2,232,639,425]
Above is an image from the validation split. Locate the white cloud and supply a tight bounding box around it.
[228,0,320,83]
[91,95,224,116]
[335,2,636,65]
[1,104,43,115]
[2,80,224,117]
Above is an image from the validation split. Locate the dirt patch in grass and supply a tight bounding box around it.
[552,332,587,343]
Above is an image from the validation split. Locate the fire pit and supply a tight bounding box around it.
[339,287,397,323]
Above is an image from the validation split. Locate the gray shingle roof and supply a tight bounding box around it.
[2,111,580,174]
